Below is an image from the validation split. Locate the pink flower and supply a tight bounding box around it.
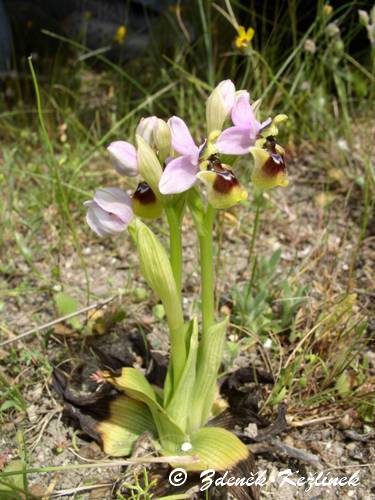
[215,93,271,155]
[84,188,133,237]
[107,117,159,177]
[107,141,138,176]
[159,116,204,195]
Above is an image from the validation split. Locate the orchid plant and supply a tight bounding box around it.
[84,80,288,476]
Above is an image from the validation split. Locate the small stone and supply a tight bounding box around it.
[181,442,192,452]
[243,423,258,439]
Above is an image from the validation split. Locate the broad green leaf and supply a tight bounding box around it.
[96,395,156,456]
[54,292,82,330]
[184,427,250,471]
[190,318,228,431]
[166,318,198,430]
[106,368,186,452]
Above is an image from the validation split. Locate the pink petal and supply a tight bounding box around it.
[85,202,127,236]
[167,116,197,156]
[159,155,199,194]
[231,94,261,142]
[218,80,236,112]
[107,141,138,176]
[216,126,253,155]
[93,188,133,223]
[231,93,252,127]
[136,116,158,145]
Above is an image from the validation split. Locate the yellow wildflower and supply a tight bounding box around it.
[235,26,255,49]
[114,26,127,45]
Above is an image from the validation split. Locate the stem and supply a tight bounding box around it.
[199,204,216,335]
[165,207,183,296]
[246,197,262,302]
[247,199,262,269]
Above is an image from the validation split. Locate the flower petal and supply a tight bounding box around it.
[136,116,158,145]
[159,155,198,194]
[231,93,252,127]
[107,141,138,176]
[216,126,252,155]
[86,202,127,236]
[93,188,133,223]
[167,116,197,156]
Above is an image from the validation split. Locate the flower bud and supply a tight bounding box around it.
[131,182,163,219]
[136,116,158,145]
[358,10,369,27]
[206,80,236,134]
[249,146,288,190]
[129,219,183,331]
[136,135,163,199]
[323,4,333,16]
[326,22,340,38]
[107,141,138,177]
[197,158,248,209]
[153,118,172,163]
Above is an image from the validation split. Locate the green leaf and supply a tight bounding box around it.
[166,318,198,431]
[0,460,25,498]
[190,318,228,430]
[185,427,250,471]
[54,292,82,330]
[107,368,186,452]
[96,395,156,457]
[336,372,351,397]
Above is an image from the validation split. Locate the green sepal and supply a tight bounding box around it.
[105,367,186,453]
[189,317,228,431]
[136,135,163,199]
[96,395,156,456]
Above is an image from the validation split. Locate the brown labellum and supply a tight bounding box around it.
[207,155,240,194]
[263,153,286,178]
[132,182,157,205]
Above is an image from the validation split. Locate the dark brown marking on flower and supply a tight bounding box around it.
[265,136,277,151]
[132,182,156,205]
[263,153,286,177]
[207,154,224,172]
[213,168,240,194]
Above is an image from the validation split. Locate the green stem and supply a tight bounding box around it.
[246,197,262,302]
[247,198,262,269]
[165,207,183,296]
[199,204,216,335]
